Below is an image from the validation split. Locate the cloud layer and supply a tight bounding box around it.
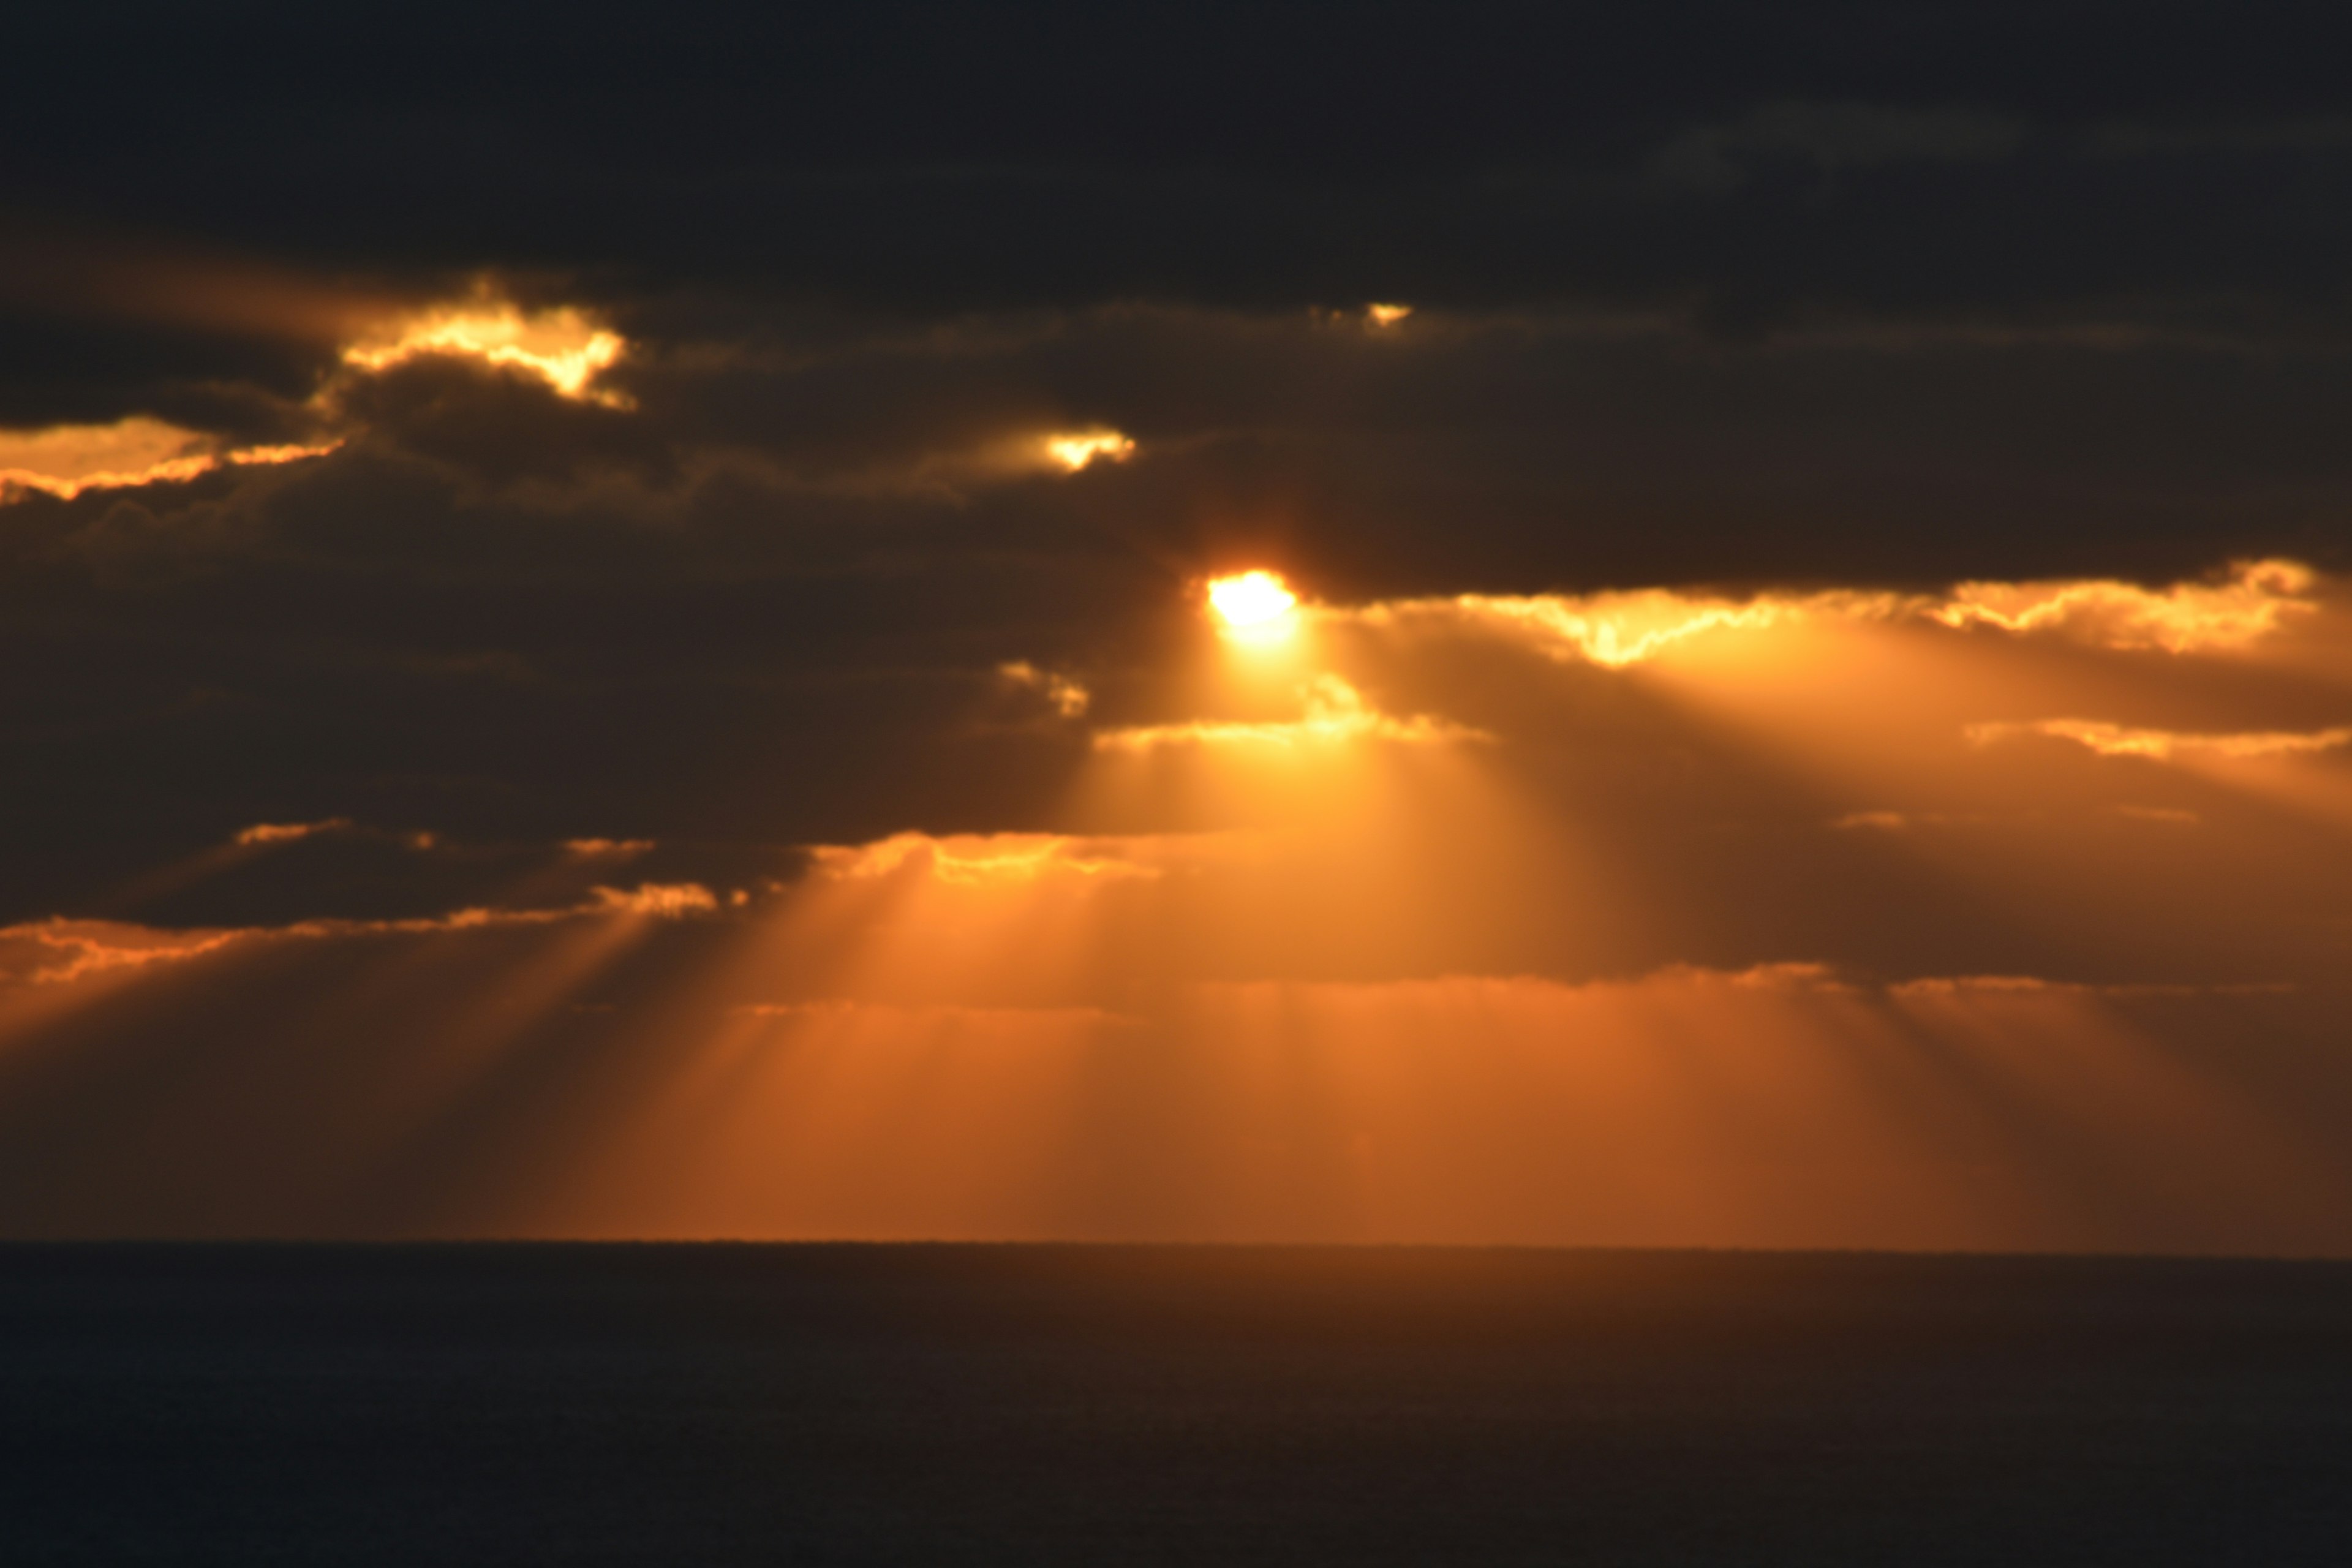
[4,1,2351,1245]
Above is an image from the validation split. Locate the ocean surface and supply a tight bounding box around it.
[3,1243,2350,1565]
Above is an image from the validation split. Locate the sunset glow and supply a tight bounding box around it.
[1207,570,1300,636]
[341,298,629,402]
[0,417,339,503]
[27,22,2352,1565]
[232,818,352,846]
[13,58,2352,1273]
[1042,428,1136,471]
[5,549,2349,1248]
[1930,560,2317,652]
[1330,559,2324,668]
[1093,673,1480,750]
[1971,718,2352,761]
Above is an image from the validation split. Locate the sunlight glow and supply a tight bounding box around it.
[1969,717,2352,761]
[587,884,720,916]
[233,818,352,847]
[1366,303,1414,326]
[1327,559,2321,668]
[0,417,339,503]
[1455,589,1886,666]
[812,832,1175,886]
[1093,674,1482,750]
[1208,570,1300,638]
[1043,429,1136,471]
[0,881,714,991]
[342,298,629,404]
[13,546,2352,1248]
[1931,560,2315,653]
[0,919,244,986]
[1337,586,1904,666]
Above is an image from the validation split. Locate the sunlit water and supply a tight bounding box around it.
[4,1244,2348,1565]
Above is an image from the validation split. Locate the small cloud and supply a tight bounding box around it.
[0,918,242,985]
[859,425,1139,495]
[809,831,1233,888]
[1,416,337,505]
[587,883,720,918]
[564,837,657,859]
[1697,961,1854,992]
[1830,810,1988,832]
[1365,303,1413,327]
[341,288,630,405]
[233,817,353,847]
[998,661,1089,717]
[1041,428,1136,472]
[1969,718,2352,762]
[1891,974,2294,1001]
[2116,804,2200,825]
[0,881,726,994]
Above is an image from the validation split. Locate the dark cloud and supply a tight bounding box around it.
[7,279,2352,918]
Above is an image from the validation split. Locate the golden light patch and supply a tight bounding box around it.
[1042,428,1136,472]
[1366,302,1414,326]
[1442,588,1893,666]
[0,417,337,503]
[0,919,244,986]
[342,298,629,404]
[1969,717,2352,761]
[0,882,721,993]
[1929,559,2315,653]
[1325,559,2324,668]
[233,818,352,847]
[587,883,719,916]
[1092,674,1482,750]
[1333,584,1911,666]
[563,838,656,859]
[1207,570,1300,638]
[810,832,1174,886]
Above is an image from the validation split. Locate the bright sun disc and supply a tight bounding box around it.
[1208,571,1298,631]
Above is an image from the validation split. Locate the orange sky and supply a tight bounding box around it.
[2,552,2346,1250]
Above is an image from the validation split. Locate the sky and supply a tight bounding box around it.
[4,1,2351,1248]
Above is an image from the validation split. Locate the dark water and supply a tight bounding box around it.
[4,1245,2351,1565]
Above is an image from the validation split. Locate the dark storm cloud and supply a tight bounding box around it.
[9,4,2352,321]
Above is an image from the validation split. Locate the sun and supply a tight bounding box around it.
[1207,571,1300,636]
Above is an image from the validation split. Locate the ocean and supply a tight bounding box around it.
[3,1243,2348,1564]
